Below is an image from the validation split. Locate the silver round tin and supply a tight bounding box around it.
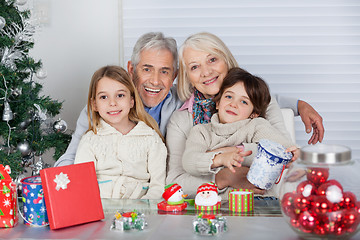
[300,144,352,164]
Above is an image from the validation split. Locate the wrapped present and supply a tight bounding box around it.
[40,162,104,229]
[21,176,48,226]
[193,213,227,235]
[229,189,254,213]
[110,211,147,231]
[0,165,18,228]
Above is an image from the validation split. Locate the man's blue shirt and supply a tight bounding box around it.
[144,93,171,126]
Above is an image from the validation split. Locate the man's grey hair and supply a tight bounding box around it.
[131,32,178,76]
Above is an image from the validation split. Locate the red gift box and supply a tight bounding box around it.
[40,162,104,229]
[0,165,18,228]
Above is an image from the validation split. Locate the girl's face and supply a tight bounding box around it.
[216,82,257,124]
[92,77,134,130]
[183,47,228,98]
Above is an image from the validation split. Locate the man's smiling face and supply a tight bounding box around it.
[130,49,175,108]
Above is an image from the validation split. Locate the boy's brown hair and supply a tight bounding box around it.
[214,67,271,118]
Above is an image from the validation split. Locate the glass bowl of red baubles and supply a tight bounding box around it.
[279,144,360,240]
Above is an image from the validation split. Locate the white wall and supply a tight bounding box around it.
[121,0,360,159]
[27,0,360,159]
[30,0,120,131]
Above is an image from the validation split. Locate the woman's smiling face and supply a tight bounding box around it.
[183,47,228,98]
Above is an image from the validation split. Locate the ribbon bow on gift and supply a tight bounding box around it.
[53,172,70,191]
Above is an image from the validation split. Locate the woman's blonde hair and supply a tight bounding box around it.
[87,65,164,141]
[177,32,239,102]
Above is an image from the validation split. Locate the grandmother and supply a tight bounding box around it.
[166,32,324,198]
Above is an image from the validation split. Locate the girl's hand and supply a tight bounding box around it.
[212,148,252,173]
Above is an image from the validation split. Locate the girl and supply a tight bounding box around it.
[182,67,299,197]
[74,66,167,199]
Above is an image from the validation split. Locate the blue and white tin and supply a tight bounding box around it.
[20,176,48,226]
[247,139,292,190]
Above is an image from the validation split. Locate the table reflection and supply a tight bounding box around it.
[101,198,282,217]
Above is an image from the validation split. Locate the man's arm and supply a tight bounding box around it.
[274,95,324,144]
[54,107,88,167]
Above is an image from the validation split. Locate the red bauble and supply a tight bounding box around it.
[294,194,312,212]
[281,192,300,219]
[333,226,347,236]
[342,208,359,229]
[340,192,357,209]
[314,226,328,236]
[312,195,335,215]
[306,167,329,186]
[356,201,360,215]
[315,213,331,235]
[290,218,299,228]
[318,180,344,204]
[298,211,319,233]
[296,180,317,197]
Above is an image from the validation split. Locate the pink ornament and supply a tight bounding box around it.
[306,167,329,186]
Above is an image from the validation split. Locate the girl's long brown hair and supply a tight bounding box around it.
[87,65,164,141]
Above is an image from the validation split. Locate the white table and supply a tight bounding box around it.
[1,199,360,239]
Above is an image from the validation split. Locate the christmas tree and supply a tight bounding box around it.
[0,0,71,178]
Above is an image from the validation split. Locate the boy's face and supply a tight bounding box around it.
[216,82,257,124]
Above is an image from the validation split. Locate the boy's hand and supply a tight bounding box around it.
[285,146,300,168]
[215,167,265,195]
[212,148,252,173]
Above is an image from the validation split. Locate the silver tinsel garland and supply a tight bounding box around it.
[0,14,36,70]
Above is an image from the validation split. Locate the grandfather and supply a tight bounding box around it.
[55,32,323,167]
[55,32,182,166]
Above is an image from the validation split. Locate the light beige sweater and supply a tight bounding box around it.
[182,114,295,176]
[74,119,167,199]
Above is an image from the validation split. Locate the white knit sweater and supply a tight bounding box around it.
[74,119,167,199]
